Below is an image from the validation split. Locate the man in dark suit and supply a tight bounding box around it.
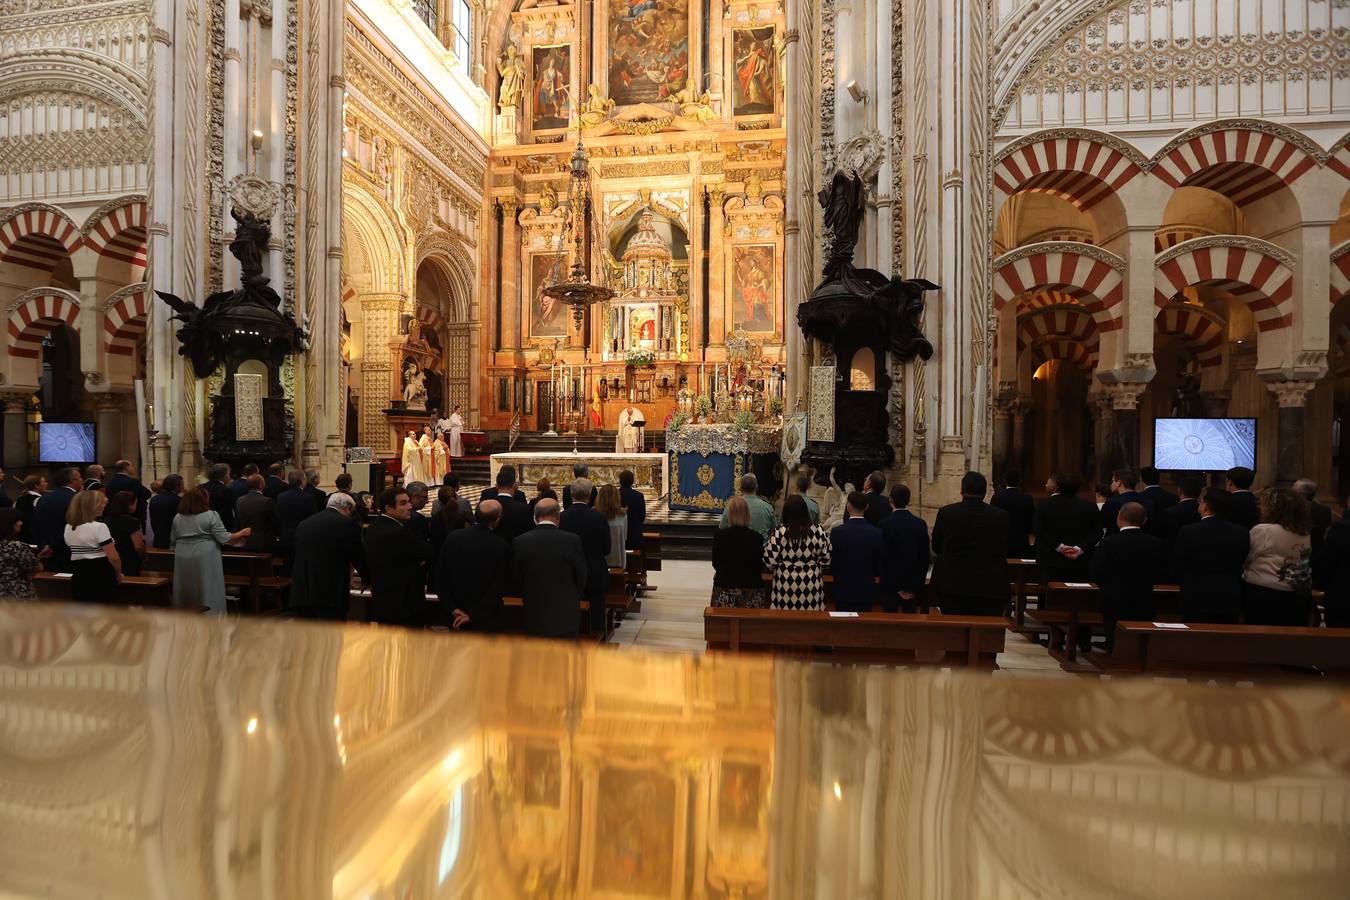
[363,487,435,627]
[203,463,236,530]
[831,492,882,611]
[106,460,153,527]
[1224,466,1259,529]
[879,484,930,613]
[1138,466,1178,534]
[1090,501,1164,651]
[263,463,288,500]
[1170,488,1250,623]
[1313,503,1350,628]
[560,477,611,631]
[512,499,588,637]
[33,466,83,571]
[1033,472,1101,584]
[303,468,327,513]
[234,475,280,553]
[276,469,317,570]
[437,499,510,632]
[287,493,367,620]
[229,463,259,499]
[990,468,1035,557]
[559,463,589,509]
[1294,478,1332,552]
[403,481,432,544]
[0,466,10,509]
[1159,474,1203,546]
[861,471,891,526]
[148,475,184,550]
[931,471,1010,617]
[1100,468,1152,535]
[479,465,527,504]
[82,464,106,494]
[618,469,647,551]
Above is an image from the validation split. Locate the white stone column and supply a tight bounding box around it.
[1,394,28,470]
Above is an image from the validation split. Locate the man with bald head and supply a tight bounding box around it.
[512,498,589,637]
[1090,500,1164,652]
[436,499,510,632]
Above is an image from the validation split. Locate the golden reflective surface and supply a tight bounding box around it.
[0,604,1348,899]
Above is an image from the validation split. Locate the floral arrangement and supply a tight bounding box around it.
[626,348,656,367]
[694,394,713,418]
[667,410,690,432]
[733,410,755,431]
[767,395,785,416]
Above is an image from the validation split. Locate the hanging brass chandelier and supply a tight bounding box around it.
[542,138,614,330]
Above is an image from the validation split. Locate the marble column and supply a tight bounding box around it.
[1010,397,1030,476]
[498,198,522,355]
[991,394,1014,482]
[1090,391,1113,484]
[1266,380,1316,487]
[1,394,28,469]
[1105,384,1146,473]
[1201,390,1230,418]
[706,188,727,346]
[94,393,124,466]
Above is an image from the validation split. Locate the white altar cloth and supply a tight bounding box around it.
[489,452,669,503]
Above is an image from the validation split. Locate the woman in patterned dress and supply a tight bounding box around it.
[0,508,39,600]
[762,495,832,611]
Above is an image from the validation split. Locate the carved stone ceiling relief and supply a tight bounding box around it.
[995,0,1349,131]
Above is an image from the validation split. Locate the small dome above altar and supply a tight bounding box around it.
[621,210,672,263]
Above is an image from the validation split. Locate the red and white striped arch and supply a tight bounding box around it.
[1017,289,1083,313]
[82,198,148,273]
[1154,239,1294,332]
[993,243,1125,331]
[416,304,444,335]
[1331,243,1350,304]
[1154,225,1213,254]
[0,204,81,272]
[1017,305,1100,367]
[994,133,1143,210]
[1152,125,1317,206]
[102,283,150,356]
[7,288,80,359]
[1031,339,1095,371]
[1328,135,1350,182]
[1154,304,1225,369]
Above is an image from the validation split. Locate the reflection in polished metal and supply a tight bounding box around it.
[0,604,1347,899]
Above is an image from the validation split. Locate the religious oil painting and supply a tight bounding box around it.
[717,762,762,830]
[732,27,776,116]
[531,44,571,131]
[530,252,569,337]
[607,0,691,106]
[512,740,563,807]
[732,244,775,333]
[593,768,677,894]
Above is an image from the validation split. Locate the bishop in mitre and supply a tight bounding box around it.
[616,406,646,453]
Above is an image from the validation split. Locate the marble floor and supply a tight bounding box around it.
[611,559,1069,676]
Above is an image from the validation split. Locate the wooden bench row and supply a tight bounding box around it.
[34,572,173,607]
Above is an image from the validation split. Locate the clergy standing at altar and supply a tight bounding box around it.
[616,406,646,453]
[447,405,465,458]
[419,427,434,480]
[401,432,424,484]
[431,433,450,484]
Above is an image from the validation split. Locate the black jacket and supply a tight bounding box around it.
[436,524,509,631]
[862,490,891,527]
[228,477,251,499]
[1227,490,1259,530]
[512,524,588,637]
[1033,493,1101,582]
[830,517,882,611]
[490,494,534,544]
[1101,490,1153,535]
[405,509,432,546]
[1090,527,1164,624]
[106,473,152,527]
[276,488,317,550]
[33,486,79,570]
[304,485,327,514]
[878,508,930,604]
[1308,499,1332,553]
[363,514,435,626]
[204,479,236,530]
[712,526,764,589]
[619,485,647,550]
[480,486,526,504]
[1312,517,1349,627]
[1170,516,1250,621]
[263,475,287,500]
[288,509,366,617]
[16,492,40,544]
[990,487,1035,557]
[1159,497,1201,545]
[1140,485,1179,530]
[147,492,180,550]
[235,491,281,553]
[931,498,1009,602]
[560,502,611,601]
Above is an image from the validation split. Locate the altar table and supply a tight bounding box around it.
[489,451,668,503]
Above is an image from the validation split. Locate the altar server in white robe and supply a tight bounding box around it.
[448,405,466,457]
[616,406,646,454]
[401,432,424,484]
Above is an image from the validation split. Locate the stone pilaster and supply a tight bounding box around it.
[1,394,29,470]
[1103,382,1148,473]
[498,198,522,356]
[706,188,727,347]
[1265,379,1317,487]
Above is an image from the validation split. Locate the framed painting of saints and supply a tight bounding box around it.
[732,27,776,117]
[731,244,776,333]
[531,44,571,132]
[529,252,569,337]
[607,0,691,106]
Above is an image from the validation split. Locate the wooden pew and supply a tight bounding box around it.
[1008,558,1041,633]
[641,531,661,573]
[1031,582,1183,664]
[704,607,1006,668]
[350,589,597,640]
[1108,621,1350,681]
[34,572,173,608]
[144,548,291,614]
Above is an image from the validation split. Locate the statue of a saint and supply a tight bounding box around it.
[673,78,715,123]
[404,367,429,410]
[497,45,526,113]
[579,84,615,127]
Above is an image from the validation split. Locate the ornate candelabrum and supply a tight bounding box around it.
[542,139,614,331]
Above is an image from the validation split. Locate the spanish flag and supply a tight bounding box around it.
[591,380,603,427]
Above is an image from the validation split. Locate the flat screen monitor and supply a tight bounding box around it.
[38,422,96,464]
[1153,417,1256,472]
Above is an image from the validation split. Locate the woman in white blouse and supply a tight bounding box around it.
[64,490,122,604]
[1242,487,1312,626]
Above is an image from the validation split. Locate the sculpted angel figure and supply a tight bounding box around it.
[820,467,855,532]
[579,84,616,126]
[497,45,526,113]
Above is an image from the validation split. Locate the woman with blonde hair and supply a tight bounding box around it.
[64,489,122,603]
[595,483,628,568]
[711,495,768,608]
[1242,487,1312,625]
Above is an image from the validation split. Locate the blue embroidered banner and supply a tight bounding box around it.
[670,450,739,511]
